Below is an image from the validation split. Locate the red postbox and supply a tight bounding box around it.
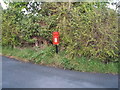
[52,32,60,45]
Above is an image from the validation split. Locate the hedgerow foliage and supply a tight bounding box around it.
[2,2,119,62]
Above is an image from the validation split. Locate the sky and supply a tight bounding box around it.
[107,0,119,10]
[0,0,119,10]
[0,0,8,9]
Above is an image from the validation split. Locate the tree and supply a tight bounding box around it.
[2,2,118,62]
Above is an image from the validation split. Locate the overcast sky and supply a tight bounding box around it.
[0,0,7,9]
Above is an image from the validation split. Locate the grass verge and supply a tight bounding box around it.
[1,46,118,74]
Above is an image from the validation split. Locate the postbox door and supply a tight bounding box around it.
[52,32,59,45]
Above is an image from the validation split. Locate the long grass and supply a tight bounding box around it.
[1,45,118,74]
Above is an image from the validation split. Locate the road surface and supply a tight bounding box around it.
[2,56,118,88]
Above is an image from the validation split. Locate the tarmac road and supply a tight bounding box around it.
[2,56,118,88]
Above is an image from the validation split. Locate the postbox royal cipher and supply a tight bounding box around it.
[52,32,60,45]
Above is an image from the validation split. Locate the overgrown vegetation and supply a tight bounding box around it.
[2,46,118,74]
[1,2,119,73]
